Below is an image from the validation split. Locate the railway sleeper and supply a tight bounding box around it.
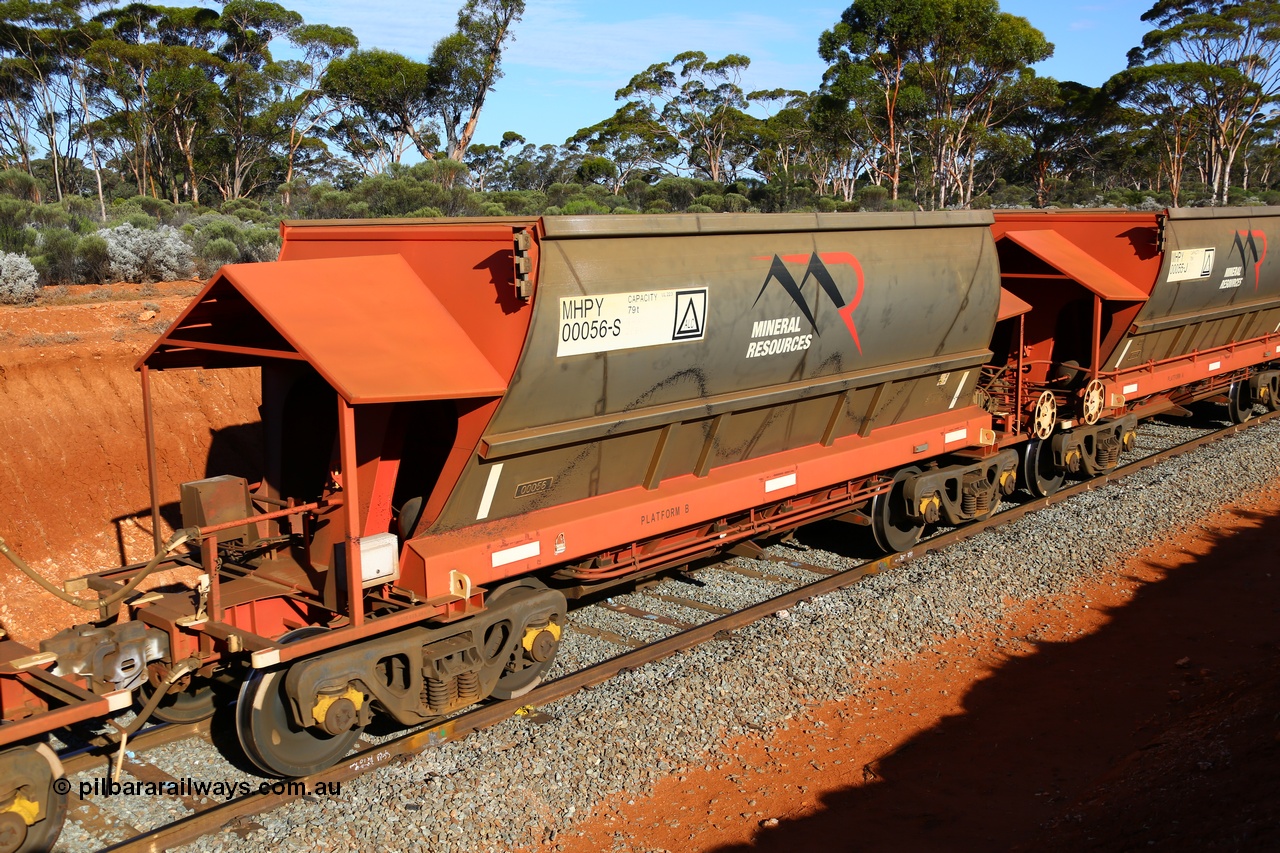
[902,450,1019,527]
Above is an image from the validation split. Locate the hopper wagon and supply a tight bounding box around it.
[1,207,1278,852]
[987,208,1280,494]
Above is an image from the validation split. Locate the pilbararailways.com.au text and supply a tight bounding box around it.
[61,777,343,799]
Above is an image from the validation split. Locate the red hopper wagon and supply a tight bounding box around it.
[1,207,1278,852]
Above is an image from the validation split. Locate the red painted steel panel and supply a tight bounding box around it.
[144,255,507,403]
[1000,229,1150,301]
[997,287,1033,320]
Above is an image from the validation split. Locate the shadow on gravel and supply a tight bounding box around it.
[713,503,1280,853]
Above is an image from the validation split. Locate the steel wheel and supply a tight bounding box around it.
[1081,379,1104,425]
[1267,375,1280,412]
[236,627,363,778]
[870,466,925,554]
[486,580,564,701]
[1031,390,1057,439]
[1227,381,1253,424]
[0,777,66,853]
[1020,437,1064,498]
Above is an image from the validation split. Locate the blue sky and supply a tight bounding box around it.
[285,0,1158,148]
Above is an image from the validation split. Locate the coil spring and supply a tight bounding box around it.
[963,487,991,517]
[457,671,480,702]
[426,676,458,711]
[1097,439,1120,467]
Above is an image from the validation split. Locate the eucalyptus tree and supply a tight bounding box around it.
[907,0,1052,207]
[746,89,811,197]
[0,60,36,175]
[616,51,754,184]
[89,3,223,200]
[210,0,303,200]
[270,23,358,205]
[567,102,676,193]
[321,48,436,170]
[1006,79,1103,207]
[819,0,929,201]
[805,92,879,201]
[1105,63,1205,205]
[1128,0,1280,205]
[0,0,91,201]
[428,0,524,161]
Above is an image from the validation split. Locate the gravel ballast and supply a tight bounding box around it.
[52,414,1280,853]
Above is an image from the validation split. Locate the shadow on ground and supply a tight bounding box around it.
[714,502,1280,852]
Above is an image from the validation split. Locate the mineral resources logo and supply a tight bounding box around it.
[1226,230,1266,291]
[748,252,864,358]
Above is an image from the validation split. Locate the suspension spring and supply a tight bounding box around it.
[457,671,480,703]
[426,676,455,711]
[975,489,991,514]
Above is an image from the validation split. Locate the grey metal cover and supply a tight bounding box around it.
[1108,206,1280,370]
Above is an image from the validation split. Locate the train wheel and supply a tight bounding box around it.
[236,627,363,777]
[870,466,925,554]
[1268,376,1280,412]
[1227,381,1253,424]
[138,672,216,725]
[1020,438,1064,498]
[0,772,67,853]
[487,580,565,701]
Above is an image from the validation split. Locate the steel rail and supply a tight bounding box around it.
[98,409,1279,853]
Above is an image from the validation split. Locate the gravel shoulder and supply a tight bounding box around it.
[548,478,1280,853]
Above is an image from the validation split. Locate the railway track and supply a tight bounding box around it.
[52,409,1278,853]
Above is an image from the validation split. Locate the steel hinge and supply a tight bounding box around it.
[514,230,533,299]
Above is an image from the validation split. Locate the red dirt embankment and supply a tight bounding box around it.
[0,284,261,643]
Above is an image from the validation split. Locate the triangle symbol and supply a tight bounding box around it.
[677,299,701,334]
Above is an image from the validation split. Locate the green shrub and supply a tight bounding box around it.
[202,237,240,270]
[685,204,715,214]
[857,185,889,211]
[0,170,40,201]
[135,196,174,221]
[76,234,111,282]
[32,228,81,285]
[0,198,34,253]
[560,198,609,215]
[692,194,725,212]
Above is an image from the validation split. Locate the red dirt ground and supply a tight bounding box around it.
[0,283,262,643]
[542,481,1280,852]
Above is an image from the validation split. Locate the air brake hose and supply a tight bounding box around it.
[117,656,203,739]
[0,529,195,611]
